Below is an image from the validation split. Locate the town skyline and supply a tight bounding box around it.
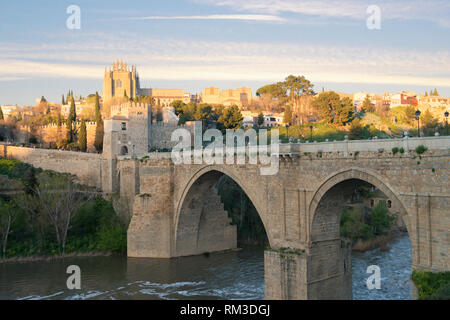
[1,0,450,105]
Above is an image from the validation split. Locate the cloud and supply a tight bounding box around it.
[197,0,450,27]
[128,14,286,22]
[0,34,449,88]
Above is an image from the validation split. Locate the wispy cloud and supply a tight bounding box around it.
[197,0,450,27]
[1,34,449,88]
[127,14,286,22]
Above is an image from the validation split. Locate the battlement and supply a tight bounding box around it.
[110,102,150,118]
[40,121,97,129]
[105,60,136,73]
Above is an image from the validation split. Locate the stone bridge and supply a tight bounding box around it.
[110,136,450,300]
[2,136,449,299]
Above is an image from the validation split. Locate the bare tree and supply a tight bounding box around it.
[37,177,92,255]
[0,201,19,258]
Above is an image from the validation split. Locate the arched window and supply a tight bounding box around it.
[120,145,128,155]
[116,79,122,88]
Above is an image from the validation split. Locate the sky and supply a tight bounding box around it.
[0,0,449,106]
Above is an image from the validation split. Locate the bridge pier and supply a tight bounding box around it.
[265,243,352,300]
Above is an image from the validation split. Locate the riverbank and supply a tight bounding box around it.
[0,251,116,264]
[351,230,405,252]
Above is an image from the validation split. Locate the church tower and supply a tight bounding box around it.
[102,60,139,101]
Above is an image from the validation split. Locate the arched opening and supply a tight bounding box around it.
[310,171,412,300]
[175,170,269,257]
[120,145,128,155]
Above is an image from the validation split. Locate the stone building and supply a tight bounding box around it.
[102,61,191,105]
[200,86,252,107]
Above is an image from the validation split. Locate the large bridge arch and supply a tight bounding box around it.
[305,167,413,299]
[309,167,412,240]
[174,165,272,256]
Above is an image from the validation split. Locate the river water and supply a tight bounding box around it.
[0,234,412,300]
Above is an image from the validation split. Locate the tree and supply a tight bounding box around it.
[78,120,87,152]
[93,92,103,153]
[69,96,76,123]
[23,167,38,195]
[349,118,364,140]
[66,116,74,143]
[257,112,264,127]
[171,100,186,116]
[40,96,47,103]
[36,176,92,255]
[219,105,243,130]
[334,97,354,126]
[312,91,341,123]
[62,94,66,105]
[0,200,19,258]
[361,95,374,112]
[424,91,428,97]
[0,107,3,121]
[283,104,293,124]
[281,75,315,110]
[370,200,396,235]
[194,104,213,128]
[256,83,286,98]
[422,109,437,128]
[433,88,439,96]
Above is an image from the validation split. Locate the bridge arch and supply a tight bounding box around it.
[174,165,271,256]
[306,167,413,299]
[309,167,411,238]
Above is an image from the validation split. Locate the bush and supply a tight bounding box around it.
[340,208,373,240]
[392,147,399,155]
[399,147,405,154]
[415,145,428,154]
[411,270,450,300]
[370,200,396,235]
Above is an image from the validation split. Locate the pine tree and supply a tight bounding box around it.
[23,167,38,195]
[78,120,87,152]
[433,88,439,96]
[0,107,3,121]
[66,116,73,143]
[94,92,104,153]
[62,94,65,105]
[69,96,76,122]
[424,91,428,97]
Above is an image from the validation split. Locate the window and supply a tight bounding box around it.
[121,122,127,130]
[116,79,122,88]
[387,200,392,208]
[370,199,374,207]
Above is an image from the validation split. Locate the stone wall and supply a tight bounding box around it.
[0,145,102,189]
[150,122,195,150]
[37,122,97,152]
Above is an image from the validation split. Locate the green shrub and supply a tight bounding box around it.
[392,147,399,155]
[340,208,373,240]
[370,200,396,235]
[415,145,428,154]
[96,225,127,253]
[399,147,405,154]
[412,270,450,300]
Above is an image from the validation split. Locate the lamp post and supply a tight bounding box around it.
[415,110,421,137]
[445,111,449,136]
[309,125,313,141]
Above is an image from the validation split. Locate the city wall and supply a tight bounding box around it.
[0,145,102,189]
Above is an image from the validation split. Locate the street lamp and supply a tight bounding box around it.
[309,125,313,141]
[285,124,290,142]
[445,111,449,136]
[415,110,421,137]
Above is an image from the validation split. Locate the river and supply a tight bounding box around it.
[0,234,412,300]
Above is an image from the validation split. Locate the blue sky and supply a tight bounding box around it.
[0,0,449,105]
